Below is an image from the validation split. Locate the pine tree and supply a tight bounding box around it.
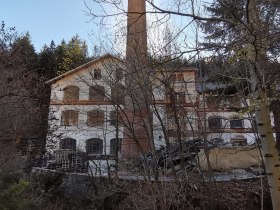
[38,40,57,79]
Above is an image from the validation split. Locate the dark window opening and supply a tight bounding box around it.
[230,119,244,129]
[110,138,122,155]
[208,117,222,129]
[109,110,118,126]
[60,138,76,150]
[94,69,101,80]
[86,138,103,154]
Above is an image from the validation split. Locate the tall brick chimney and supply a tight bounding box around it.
[121,0,153,158]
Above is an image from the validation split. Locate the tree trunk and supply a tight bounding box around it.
[254,91,280,210]
[247,1,280,209]
[271,101,280,151]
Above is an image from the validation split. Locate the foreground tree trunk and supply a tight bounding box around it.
[271,102,280,151]
[247,0,280,209]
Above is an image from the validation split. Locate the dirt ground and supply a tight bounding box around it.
[190,178,272,210]
[30,170,272,210]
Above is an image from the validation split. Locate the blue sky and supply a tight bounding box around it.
[0,0,200,57]
[0,0,98,53]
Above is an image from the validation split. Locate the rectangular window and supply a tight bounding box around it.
[94,69,101,80]
[87,110,104,126]
[177,73,184,81]
[208,117,222,129]
[61,110,78,126]
[230,119,244,129]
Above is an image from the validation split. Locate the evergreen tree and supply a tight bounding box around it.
[38,40,57,79]
[11,32,39,71]
[56,35,88,75]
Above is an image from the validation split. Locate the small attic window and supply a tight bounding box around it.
[94,69,101,80]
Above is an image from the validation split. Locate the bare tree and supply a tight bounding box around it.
[83,0,280,208]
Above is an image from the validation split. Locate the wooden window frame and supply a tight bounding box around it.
[63,85,79,101]
[87,110,105,126]
[61,110,78,126]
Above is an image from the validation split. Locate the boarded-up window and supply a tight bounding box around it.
[63,85,79,101]
[230,119,244,129]
[60,138,76,150]
[177,73,184,81]
[208,117,222,129]
[111,84,125,102]
[87,110,104,126]
[89,85,105,100]
[86,138,103,154]
[61,110,78,126]
[110,138,122,155]
[94,69,101,80]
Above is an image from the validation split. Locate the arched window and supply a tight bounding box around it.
[63,85,79,101]
[60,138,76,150]
[87,109,104,126]
[89,85,105,100]
[86,138,103,154]
[61,110,78,126]
[110,138,122,155]
[208,116,222,129]
[111,84,125,102]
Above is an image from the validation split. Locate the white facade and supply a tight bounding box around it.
[47,55,124,155]
[47,54,263,157]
